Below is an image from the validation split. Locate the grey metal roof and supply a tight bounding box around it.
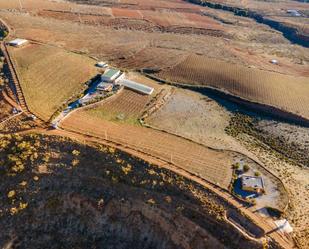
[103,69,120,78]
[121,79,154,95]
[241,175,264,189]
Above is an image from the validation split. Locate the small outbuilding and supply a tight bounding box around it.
[286,9,301,17]
[8,38,28,47]
[270,59,278,65]
[241,175,265,194]
[96,61,108,68]
[97,82,113,92]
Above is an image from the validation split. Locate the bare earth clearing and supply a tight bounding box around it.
[147,88,241,151]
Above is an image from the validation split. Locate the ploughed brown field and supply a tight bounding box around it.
[157,54,309,121]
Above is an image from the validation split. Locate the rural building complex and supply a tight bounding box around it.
[241,175,265,194]
[101,68,123,82]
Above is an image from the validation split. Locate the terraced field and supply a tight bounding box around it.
[61,110,235,189]
[8,43,97,121]
[85,89,151,125]
[157,54,309,121]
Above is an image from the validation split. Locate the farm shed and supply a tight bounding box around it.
[286,10,301,17]
[96,61,108,68]
[97,82,113,92]
[101,68,122,82]
[120,79,154,95]
[241,175,265,194]
[8,38,28,47]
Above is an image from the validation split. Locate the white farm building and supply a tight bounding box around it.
[8,38,28,47]
[101,68,123,82]
[120,79,154,95]
[96,61,108,68]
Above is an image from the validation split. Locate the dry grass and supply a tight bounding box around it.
[8,43,97,121]
[157,54,309,120]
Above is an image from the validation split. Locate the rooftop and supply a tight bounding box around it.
[96,61,108,68]
[241,175,264,189]
[9,38,28,45]
[97,82,113,89]
[103,68,120,78]
[121,79,154,95]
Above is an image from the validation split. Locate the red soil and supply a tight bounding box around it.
[112,8,143,19]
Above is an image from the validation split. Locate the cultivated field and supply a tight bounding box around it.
[8,43,97,121]
[37,6,227,36]
[116,47,189,70]
[1,6,308,78]
[157,54,309,121]
[85,89,151,125]
[61,110,234,189]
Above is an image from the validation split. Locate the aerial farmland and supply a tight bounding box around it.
[0,0,308,248]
